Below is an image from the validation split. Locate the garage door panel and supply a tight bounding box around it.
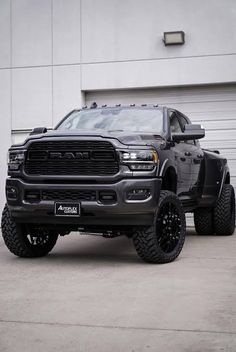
[188,110,236,121]
[86,86,236,105]
[149,86,236,103]
[152,100,236,111]
[196,119,236,131]
[200,149,236,161]
[205,129,236,141]
[201,140,236,150]
[227,160,236,175]
[172,101,236,115]
[230,176,236,186]
[200,148,235,163]
[213,149,236,161]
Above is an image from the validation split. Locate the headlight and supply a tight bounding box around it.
[8,150,25,171]
[119,149,158,171]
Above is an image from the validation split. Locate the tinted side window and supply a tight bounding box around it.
[169,111,181,133]
[178,113,189,132]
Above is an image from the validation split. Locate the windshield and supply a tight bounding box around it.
[57,108,164,133]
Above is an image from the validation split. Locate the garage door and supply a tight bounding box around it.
[86,84,236,188]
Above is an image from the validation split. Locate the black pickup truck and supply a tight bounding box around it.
[1,105,235,263]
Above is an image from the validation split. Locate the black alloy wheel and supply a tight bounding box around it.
[156,201,182,254]
[133,191,186,264]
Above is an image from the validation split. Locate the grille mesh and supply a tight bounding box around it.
[41,190,96,201]
[25,140,119,176]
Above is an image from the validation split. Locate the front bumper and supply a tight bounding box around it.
[6,178,162,226]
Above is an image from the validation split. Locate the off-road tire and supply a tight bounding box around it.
[213,184,235,236]
[194,208,213,235]
[1,204,58,257]
[133,191,186,264]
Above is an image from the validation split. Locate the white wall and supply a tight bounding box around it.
[12,0,52,67]
[0,0,10,68]
[52,0,81,65]
[53,65,82,126]
[82,55,236,90]
[0,70,11,213]
[0,1,11,212]
[2,0,236,134]
[12,67,53,129]
[82,0,236,62]
[81,0,236,90]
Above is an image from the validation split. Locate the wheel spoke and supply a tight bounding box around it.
[156,201,181,253]
[27,232,50,247]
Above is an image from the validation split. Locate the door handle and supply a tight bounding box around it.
[180,157,186,162]
[185,152,192,156]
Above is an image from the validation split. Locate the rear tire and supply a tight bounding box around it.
[133,191,186,264]
[194,184,235,236]
[213,184,235,236]
[194,208,213,235]
[1,204,58,258]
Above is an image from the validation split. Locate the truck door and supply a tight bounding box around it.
[177,112,204,198]
[169,110,192,196]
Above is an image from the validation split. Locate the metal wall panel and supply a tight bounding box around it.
[53,65,82,126]
[52,0,81,65]
[0,0,10,68]
[0,70,11,213]
[12,0,52,67]
[82,0,236,63]
[12,67,52,130]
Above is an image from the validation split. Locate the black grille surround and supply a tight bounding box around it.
[24,140,119,176]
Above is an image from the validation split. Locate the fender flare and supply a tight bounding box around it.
[159,159,177,178]
[218,166,230,199]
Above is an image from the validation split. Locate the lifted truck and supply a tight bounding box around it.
[1,105,235,263]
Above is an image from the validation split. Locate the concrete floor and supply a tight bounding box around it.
[0,229,236,352]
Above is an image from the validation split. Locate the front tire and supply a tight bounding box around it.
[133,191,186,264]
[1,205,58,258]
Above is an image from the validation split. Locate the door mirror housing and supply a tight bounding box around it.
[172,124,205,142]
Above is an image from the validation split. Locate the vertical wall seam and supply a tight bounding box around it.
[10,0,12,140]
[79,0,85,106]
[51,0,54,127]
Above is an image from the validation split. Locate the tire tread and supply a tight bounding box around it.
[1,205,58,257]
[133,191,186,264]
[194,208,213,235]
[214,184,235,236]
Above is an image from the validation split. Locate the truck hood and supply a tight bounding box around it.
[15,129,167,149]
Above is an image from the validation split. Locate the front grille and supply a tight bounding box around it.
[41,190,96,201]
[24,140,119,176]
[24,189,117,204]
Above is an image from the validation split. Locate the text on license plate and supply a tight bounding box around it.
[54,202,81,217]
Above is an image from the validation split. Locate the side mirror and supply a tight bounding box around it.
[30,127,47,136]
[172,124,205,142]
